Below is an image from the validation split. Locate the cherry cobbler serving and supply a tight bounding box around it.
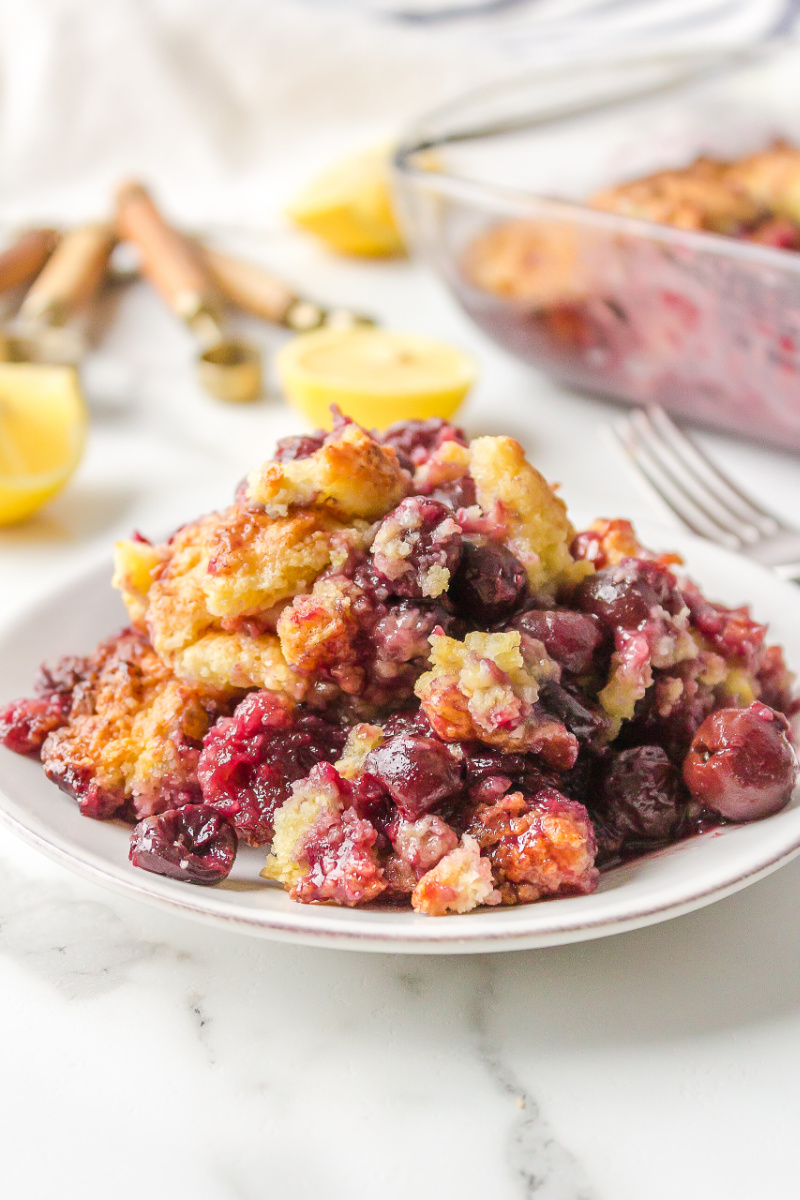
[2,413,797,914]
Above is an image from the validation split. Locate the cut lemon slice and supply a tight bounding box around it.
[0,363,87,525]
[276,327,477,431]
[287,147,405,257]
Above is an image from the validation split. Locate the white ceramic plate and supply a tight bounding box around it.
[1,530,799,953]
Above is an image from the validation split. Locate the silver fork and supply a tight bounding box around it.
[613,406,800,582]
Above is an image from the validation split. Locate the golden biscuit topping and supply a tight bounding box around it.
[246,422,410,520]
[415,629,571,762]
[468,436,591,599]
[592,155,761,233]
[40,628,226,820]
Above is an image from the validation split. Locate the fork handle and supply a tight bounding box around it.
[116,181,221,324]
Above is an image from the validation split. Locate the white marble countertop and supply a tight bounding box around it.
[2,238,800,1200]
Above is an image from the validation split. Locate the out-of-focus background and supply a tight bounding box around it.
[0,0,795,226]
[1,0,797,552]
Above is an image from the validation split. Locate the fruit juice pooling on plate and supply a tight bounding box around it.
[1,413,797,913]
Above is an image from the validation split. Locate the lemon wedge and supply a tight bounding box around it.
[287,147,405,257]
[276,327,476,431]
[0,363,87,525]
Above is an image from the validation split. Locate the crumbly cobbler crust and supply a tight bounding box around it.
[464,141,800,310]
[38,628,226,820]
[592,142,800,233]
[113,429,399,696]
[246,422,410,519]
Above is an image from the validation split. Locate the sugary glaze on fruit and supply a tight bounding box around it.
[2,413,797,912]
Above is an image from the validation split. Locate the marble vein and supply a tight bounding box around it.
[188,990,218,1064]
[0,852,168,999]
[469,960,598,1200]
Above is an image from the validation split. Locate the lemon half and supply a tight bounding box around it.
[287,148,405,258]
[0,363,87,525]
[276,327,477,431]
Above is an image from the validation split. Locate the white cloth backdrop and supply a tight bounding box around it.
[0,0,796,231]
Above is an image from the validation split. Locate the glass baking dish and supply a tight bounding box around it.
[393,45,800,451]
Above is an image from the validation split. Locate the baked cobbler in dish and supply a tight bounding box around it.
[460,142,800,450]
[467,142,800,309]
[591,142,800,243]
[2,413,797,913]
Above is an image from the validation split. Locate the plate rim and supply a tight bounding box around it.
[1,795,799,953]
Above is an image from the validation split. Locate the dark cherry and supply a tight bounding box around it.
[461,744,564,808]
[429,474,477,511]
[350,772,394,832]
[681,580,765,662]
[372,600,450,665]
[592,817,625,868]
[371,496,463,600]
[35,654,91,694]
[556,749,601,809]
[42,755,124,820]
[198,691,346,845]
[511,609,601,674]
[463,745,529,787]
[575,559,682,633]
[1,650,93,757]
[600,745,686,846]
[364,733,463,820]
[0,692,72,756]
[449,540,527,624]
[381,708,435,738]
[272,432,325,462]
[683,703,797,821]
[129,804,237,885]
[538,681,609,746]
[379,417,467,470]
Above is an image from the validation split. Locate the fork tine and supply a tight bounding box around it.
[613,420,744,549]
[626,410,752,543]
[648,407,781,535]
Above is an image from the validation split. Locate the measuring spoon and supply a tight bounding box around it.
[115,182,261,403]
